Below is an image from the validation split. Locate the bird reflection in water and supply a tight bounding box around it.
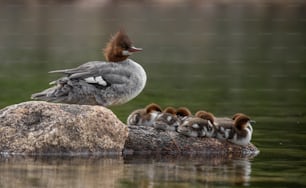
[122,154,254,187]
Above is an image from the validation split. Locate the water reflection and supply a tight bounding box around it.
[0,155,254,188]
[121,154,254,187]
[0,155,124,188]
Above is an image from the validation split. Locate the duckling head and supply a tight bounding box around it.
[234,114,253,133]
[145,103,162,113]
[176,107,192,117]
[195,110,215,124]
[163,106,177,114]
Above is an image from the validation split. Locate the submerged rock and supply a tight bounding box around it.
[0,101,128,155]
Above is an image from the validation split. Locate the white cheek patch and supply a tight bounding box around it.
[192,124,200,129]
[167,116,172,122]
[84,76,107,86]
[151,112,161,121]
[208,121,213,127]
[247,123,253,133]
[122,50,133,56]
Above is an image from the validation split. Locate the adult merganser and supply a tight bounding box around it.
[31,30,147,106]
[126,103,162,126]
[228,114,253,146]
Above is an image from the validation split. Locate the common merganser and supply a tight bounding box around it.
[194,111,238,140]
[126,103,161,126]
[31,30,147,106]
[195,111,254,145]
[228,114,253,146]
[176,107,192,120]
[177,112,215,138]
[154,106,180,131]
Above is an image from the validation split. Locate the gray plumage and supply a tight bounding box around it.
[31,59,147,106]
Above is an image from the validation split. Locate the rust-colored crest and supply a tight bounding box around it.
[145,103,162,113]
[103,30,133,62]
[176,107,192,117]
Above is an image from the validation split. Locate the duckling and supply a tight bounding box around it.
[153,107,180,131]
[177,112,215,138]
[228,114,253,146]
[213,113,252,140]
[176,107,192,121]
[194,111,216,137]
[194,111,238,140]
[126,103,162,126]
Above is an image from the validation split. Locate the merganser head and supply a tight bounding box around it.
[233,113,256,124]
[232,113,246,120]
[146,103,162,113]
[195,110,215,125]
[163,106,176,114]
[234,114,252,131]
[103,30,142,62]
[176,107,192,117]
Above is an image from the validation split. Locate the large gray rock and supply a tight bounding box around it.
[0,101,128,155]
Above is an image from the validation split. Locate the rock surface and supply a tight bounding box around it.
[0,101,259,156]
[124,126,259,157]
[0,101,128,155]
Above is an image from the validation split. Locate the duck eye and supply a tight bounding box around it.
[134,114,141,124]
[120,42,130,50]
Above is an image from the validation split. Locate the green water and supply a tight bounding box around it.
[0,1,306,187]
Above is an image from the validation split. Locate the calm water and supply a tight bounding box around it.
[0,1,306,187]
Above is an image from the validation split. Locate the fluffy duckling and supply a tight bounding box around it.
[197,111,254,145]
[177,112,215,138]
[126,103,162,126]
[194,111,216,137]
[228,114,253,146]
[195,111,244,140]
[153,107,180,131]
[176,107,192,121]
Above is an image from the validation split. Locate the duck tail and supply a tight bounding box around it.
[31,86,56,101]
[31,86,68,103]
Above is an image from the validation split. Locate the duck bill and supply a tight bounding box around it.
[128,46,143,52]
